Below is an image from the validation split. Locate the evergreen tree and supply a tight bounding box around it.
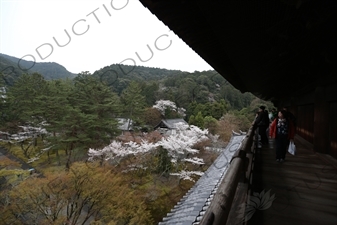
[6,73,48,127]
[203,116,218,134]
[209,99,227,119]
[140,81,159,106]
[155,147,172,176]
[186,101,198,120]
[70,73,120,145]
[35,79,72,163]
[189,111,204,128]
[61,73,121,166]
[120,81,146,129]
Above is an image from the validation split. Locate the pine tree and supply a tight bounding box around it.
[6,73,48,127]
[74,74,119,138]
[62,73,121,166]
[120,81,146,129]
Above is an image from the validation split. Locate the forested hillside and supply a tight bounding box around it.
[0,55,23,85]
[0,61,273,224]
[0,53,76,83]
[92,64,183,94]
[91,64,260,111]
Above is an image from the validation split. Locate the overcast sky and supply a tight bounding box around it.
[0,0,213,74]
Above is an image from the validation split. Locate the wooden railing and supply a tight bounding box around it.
[199,126,255,225]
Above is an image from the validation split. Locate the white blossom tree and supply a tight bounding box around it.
[88,140,158,165]
[88,140,126,165]
[2,124,49,159]
[153,99,186,117]
[157,122,209,181]
[88,123,209,181]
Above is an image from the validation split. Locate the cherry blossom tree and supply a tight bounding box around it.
[88,140,158,165]
[88,123,209,181]
[157,122,209,181]
[153,99,186,117]
[88,140,126,165]
[3,124,48,159]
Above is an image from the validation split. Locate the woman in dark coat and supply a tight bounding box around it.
[269,110,295,162]
[252,106,270,145]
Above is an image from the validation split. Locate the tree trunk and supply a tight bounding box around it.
[66,143,73,170]
[56,149,61,166]
[47,150,50,164]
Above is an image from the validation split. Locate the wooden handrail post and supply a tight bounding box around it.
[200,158,244,225]
[200,127,255,225]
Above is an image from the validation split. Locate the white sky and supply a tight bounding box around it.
[0,0,213,74]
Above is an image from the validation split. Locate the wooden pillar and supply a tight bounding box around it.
[313,87,329,154]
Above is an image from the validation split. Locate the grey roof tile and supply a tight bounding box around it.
[154,119,188,129]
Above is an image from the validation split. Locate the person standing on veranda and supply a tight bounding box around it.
[252,106,270,146]
[269,110,295,162]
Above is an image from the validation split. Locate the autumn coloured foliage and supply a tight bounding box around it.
[1,162,154,225]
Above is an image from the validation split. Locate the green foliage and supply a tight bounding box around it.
[120,81,146,128]
[1,57,262,123]
[52,73,121,166]
[93,64,182,94]
[186,100,228,126]
[3,72,121,166]
[155,147,172,176]
[0,53,76,81]
[249,97,274,113]
[5,73,48,126]
[0,59,23,86]
[0,59,278,225]
[140,81,159,106]
[189,111,204,128]
[188,115,195,125]
[220,85,255,110]
[203,116,218,134]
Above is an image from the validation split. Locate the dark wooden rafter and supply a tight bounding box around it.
[139,0,336,103]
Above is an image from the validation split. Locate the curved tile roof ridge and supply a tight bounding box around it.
[158,133,246,225]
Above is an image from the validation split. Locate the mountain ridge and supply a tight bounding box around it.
[0,53,76,83]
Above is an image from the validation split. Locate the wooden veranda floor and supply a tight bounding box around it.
[248,136,337,225]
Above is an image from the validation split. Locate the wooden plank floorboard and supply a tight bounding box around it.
[257,172,337,193]
[258,166,337,182]
[261,202,337,225]
[274,196,337,215]
[248,137,337,225]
